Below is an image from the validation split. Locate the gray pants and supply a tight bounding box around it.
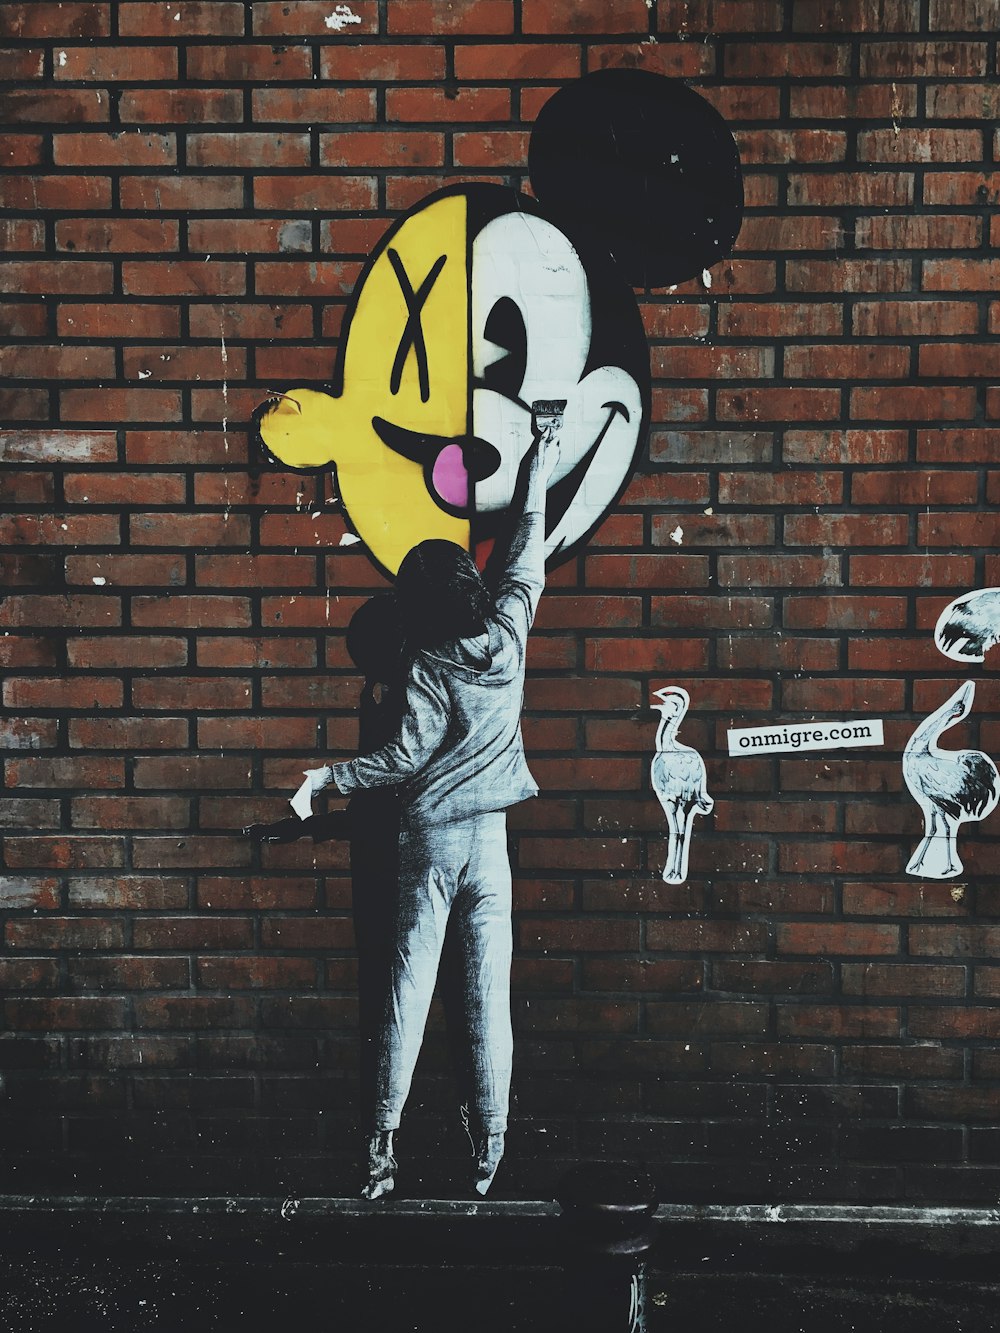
[373,811,513,1136]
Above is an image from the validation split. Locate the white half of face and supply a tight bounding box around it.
[471,211,642,555]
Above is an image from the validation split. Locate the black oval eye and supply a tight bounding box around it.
[482,297,527,401]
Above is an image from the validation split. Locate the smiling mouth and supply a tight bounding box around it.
[372,417,502,517]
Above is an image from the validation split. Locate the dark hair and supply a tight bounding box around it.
[346,594,405,681]
[394,540,491,650]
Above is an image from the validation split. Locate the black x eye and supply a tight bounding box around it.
[482,297,527,402]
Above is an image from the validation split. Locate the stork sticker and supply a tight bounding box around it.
[934,588,1000,664]
[254,71,743,577]
[903,681,999,880]
[651,686,714,885]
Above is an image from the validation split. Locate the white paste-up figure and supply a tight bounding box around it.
[903,681,999,880]
[934,588,1000,664]
[650,686,713,884]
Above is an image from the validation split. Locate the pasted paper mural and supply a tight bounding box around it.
[650,687,713,885]
[902,681,999,880]
[251,71,744,1197]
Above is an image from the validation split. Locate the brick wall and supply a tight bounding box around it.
[2,0,1000,1202]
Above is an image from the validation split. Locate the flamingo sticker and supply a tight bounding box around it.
[650,686,714,884]
[902,681,999,880]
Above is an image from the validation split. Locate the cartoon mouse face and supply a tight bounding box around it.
[257,186,649,576]
[255,72,743,577]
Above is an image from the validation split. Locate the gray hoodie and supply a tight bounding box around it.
[330,507,545,826]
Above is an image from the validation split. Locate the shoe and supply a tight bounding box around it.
[473,1132,504,1196]
[360,1131,396,1200]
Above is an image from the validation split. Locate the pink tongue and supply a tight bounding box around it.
[431,443,469,509]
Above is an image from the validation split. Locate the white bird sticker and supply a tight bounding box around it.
[650,686,714,884]
[903,681,999,880]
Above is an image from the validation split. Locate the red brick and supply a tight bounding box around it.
[0,513,120,546]
[134,996,254,1028]
[521,919,639,953]
[792,0,919,29]
[852,299,977,337]
[725,557,842,589]
[4,998,126,1031]
[716,636,839,672]
[119,1,244,35]
[456,43,581,79]
[65,473,187,506]
[253,171,377,210]
[651,595,773,631]
[861,40,987,76]
[126,429,247,465]
[186,43,311,80]
[782,677,905,713]
[120,174,245,211]
[777,1005,900,1039]
[53,132,176,168]
[0,595,121,631]
[0,426,90,464]
[777,923,900,956]
[130,513,250,547]
[72,796,189,830]
[5,756,122,790]
[132,677,250,711]
[387,1,513,34]
[131,594,251,628]
[920,343,1000,379]
[3,138,45,169]
[785,512,908,546]
[120,88,244,123]
[68,636,187,668]
[647,920,767,952]
[924,170,1000,205]
[0,344,115,380]
[188,131,310,168]
[122,261,245,298]
[860,215,981,251]
[0,47,45,77]
[719,305,842,342]
[712,960,834,994]
[853,469,978,506]
[69,717,187,750]
[1,2,110,35]
[788,343,911,380]
[859,127,983,164]
[3,677,122,711]
[196,716,319,749]
[56,45,178,81]
[725,41,849,76]
[852,385,975,422]
[57,303,181,339]
[319,131,445,169]
[717,387,841,422]
[0,88,110,123]
[250,87,376,123]
[188,302,314,341]
[918,511,1000,547]
[6,916,126,951]
[0,305,47,337]
[387,86,511,123]
[850,554,973,587]
[0,259,112,296]
[924,259,1000,295]
[787,172,914,207]
[739,128,847,164]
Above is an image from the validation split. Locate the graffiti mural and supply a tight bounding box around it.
[903,681,999,880]
[252,70,744,1197]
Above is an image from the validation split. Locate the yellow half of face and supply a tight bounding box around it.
[258,193,470,577]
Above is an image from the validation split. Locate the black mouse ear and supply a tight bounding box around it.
[528,69,744,290]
